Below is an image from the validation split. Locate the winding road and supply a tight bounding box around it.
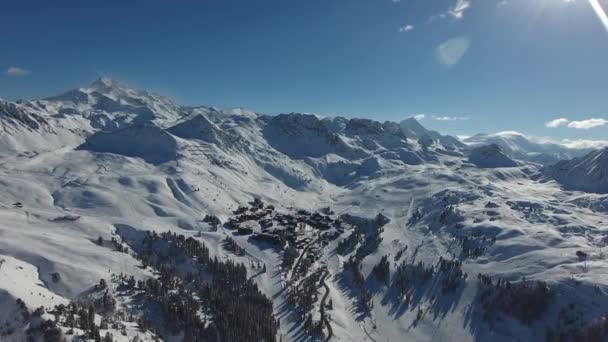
[287,236,319,283]
[319,269,333,342]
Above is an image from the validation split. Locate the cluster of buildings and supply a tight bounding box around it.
[224,199,347,248]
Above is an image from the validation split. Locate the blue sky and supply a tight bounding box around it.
[1,0,607,145]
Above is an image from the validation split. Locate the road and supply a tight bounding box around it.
[287,236,319,283]
[319,269,333,342]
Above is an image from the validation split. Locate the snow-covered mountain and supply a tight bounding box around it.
[464,131,590,165]
[44,77,187,127]
[2,79,608,342]
[546,147,608,194]
[468,144,518,168]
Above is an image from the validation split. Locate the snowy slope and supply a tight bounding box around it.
[468,144,518,168]
[546,147,608,194]
[1,79,608,342]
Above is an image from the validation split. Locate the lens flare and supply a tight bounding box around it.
[590,0,608,32]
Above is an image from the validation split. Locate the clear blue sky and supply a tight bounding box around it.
[1,0,607,143]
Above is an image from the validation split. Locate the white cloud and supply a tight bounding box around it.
[398,25,414,33]
[436,36,470,66]
[449,0,471,19]
[412,114,426,121]
[6,66,31,76]
[409,114,470,121]
[432,115,470,121]
[567,118,608,129]
[429,0,471,22]
[546,118,569,128]
[429,13,448,22]
[561,138,608,149]
[545,117,608,130]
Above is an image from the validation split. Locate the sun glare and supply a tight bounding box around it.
[590,0,608,32]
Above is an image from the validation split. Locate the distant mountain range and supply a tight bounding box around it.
[463,131,592,165]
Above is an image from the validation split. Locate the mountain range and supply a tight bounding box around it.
[1,79,608,342]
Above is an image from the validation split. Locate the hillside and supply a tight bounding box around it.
[546,147,608,194]
[468,144,518,168]
[1,79,608,342]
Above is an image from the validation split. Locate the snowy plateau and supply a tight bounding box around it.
[1,78,608,342]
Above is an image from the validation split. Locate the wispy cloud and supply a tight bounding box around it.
[398,25,414,33]
[546,117,608,129]
[430,0,472,21]
[432,115,470,121]
[545,118,569,128]
[410,113,471,121]
[412,114,426,121]
[436,36,470,66]
[449,0,471,19]
[561,138,608,149]
[6,66,31,76]
[568,118,608,129]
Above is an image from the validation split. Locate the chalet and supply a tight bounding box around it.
[322,231,340,240]
[283,230,297,242]
[302,257,313,267]
[260,218,273,228]
[233,206,248,215]
[252,232,281,245]
[320,206,334,215]
[237,212,266,222]
[52,215,81,222]
[238,227,254,235]
[225,218,240,229]
[203,215,222,229]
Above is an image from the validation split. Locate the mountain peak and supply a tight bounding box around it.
[92,76,115,87]
[400,117,428,137]
[88,76,131,93]
[468,143,518,168]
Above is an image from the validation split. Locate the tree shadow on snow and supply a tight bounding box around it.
[380,269,467,323]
